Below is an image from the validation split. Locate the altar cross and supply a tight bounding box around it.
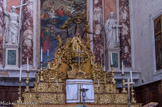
[113,24,122,43]
[124,78,134,107]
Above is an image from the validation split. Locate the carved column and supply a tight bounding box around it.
[0,0,3,64]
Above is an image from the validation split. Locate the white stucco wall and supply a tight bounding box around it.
[130,0,162,86]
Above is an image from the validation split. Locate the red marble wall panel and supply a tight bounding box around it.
[93,0,104,64]
[22,0,33,64]
[119,0,131,67]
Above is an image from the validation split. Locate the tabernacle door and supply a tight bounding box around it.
[66,79,95,103]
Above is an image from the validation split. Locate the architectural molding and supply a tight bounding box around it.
[116,0,119,23]
[150,8,162,73]
[129,0,135,69]
[150,8,162,82]
[88,0,94,53]
[33,0,37,69]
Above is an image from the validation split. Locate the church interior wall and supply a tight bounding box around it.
[0,0,140,87]
[0,0,162,103]
[119,0,132,67]
[0,0,159,87]
[0,0,37,87]
[0,0,161,105]
[131,0,162,86]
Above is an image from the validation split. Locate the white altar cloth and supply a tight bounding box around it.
[66,79,95,103]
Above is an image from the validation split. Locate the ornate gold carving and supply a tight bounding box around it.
[131,84,137,103]
[25,71,30,92]
[17,81,22,104]
[57,35,62,48]
[15,9,141,107]
[121,74,127,93]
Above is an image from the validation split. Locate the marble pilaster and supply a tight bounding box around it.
[119,0,131,67]
[22,0,33,65]
[93,0,104,64]
[0,0,3,64]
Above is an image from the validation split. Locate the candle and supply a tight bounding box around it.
[103,66,106,71]
[111,53,113,65]
[47,49,49,57]
[130,70,133,82]
[78,47,80,52]
[91,57,93,64]
[41,47,43,62]
[98,80,100,87]
[128,78,130,84]
[78,47,80,65]
[19,66,22,81]
[27,57,29,71]
[59,57,61,64]
[37,76,39,83]
[79,58,80,65]
[83,85,86,89]
[122,61,124,74]
[56,79,58,86]
[48,63,50,69]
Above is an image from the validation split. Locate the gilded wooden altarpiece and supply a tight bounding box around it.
[14,2,142,106]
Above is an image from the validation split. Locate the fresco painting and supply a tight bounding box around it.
[40,0,87,67]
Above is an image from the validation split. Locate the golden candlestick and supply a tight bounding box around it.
[56,81,59,101]
[36,82,39,99]
[131,84,136,103]
[121,74,127,93]
[40,62,44,82]
[48,70,51,92]
[17,81,22,103]
[111,65,116,84]
[104,74,107,84]
[25,71,30,92]
[97,86,100,103]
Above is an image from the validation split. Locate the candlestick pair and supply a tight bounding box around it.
[121,61,133,83]
[19,57,30,82]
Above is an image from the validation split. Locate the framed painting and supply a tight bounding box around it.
[39,0,88,67]
[154,15,162,70]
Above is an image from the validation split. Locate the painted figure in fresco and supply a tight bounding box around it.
[57,6,68,27]
[49,6,56,19]
[41,26,51,52]
[4,6,19,44]
[105,12,119,49]
[40,0,86,67]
